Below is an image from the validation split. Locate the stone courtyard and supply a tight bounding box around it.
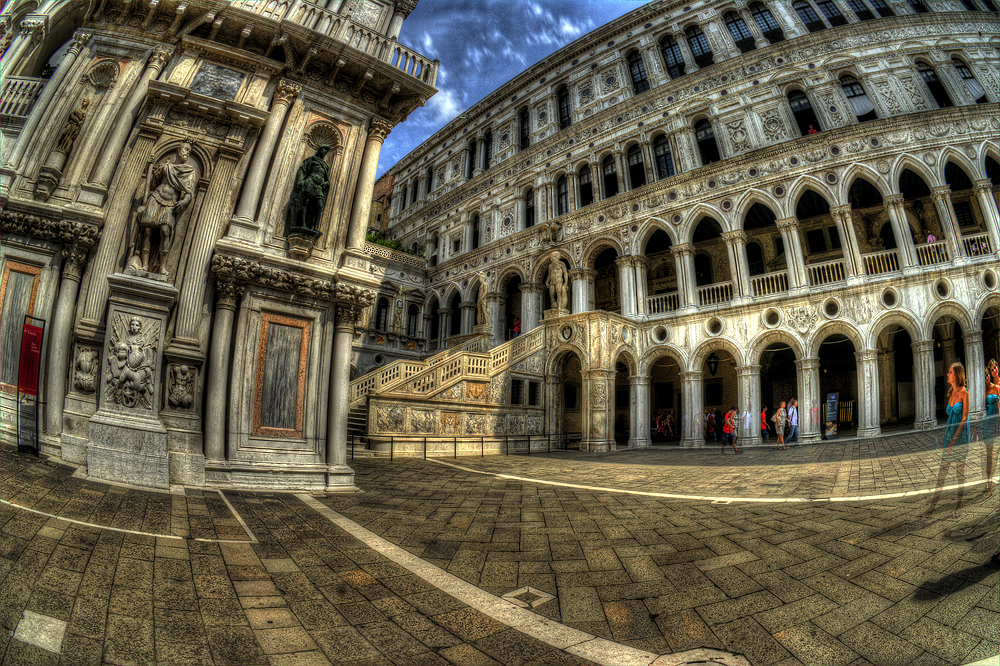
[1,425,997,666]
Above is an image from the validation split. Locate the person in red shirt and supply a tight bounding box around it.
[760,406,770,441]
[513,317,520,337]
[722,407,741,453]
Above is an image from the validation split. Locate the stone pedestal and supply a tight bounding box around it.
[472,323,493,336]
[87,272,178,489]
[543,308,569,320]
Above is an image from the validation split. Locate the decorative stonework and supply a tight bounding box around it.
[167,364,196,409]
[73,346,100,393]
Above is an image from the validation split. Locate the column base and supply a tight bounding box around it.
[799,432,821,444]
[680,437,703,449]
[542,309,569,319]
[325,465,358,493]
[915,418,937,430]
[857,426,881,438]
[629,437,652,449]
[226,215,260,242]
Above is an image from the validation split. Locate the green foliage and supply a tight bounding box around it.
[366,230,407,252]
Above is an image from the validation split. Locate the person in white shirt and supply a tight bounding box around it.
[787,399,799,444]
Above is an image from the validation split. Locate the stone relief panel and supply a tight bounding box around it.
[758,107,788,143]
[411,409,434,434]
[441,411,461,435]
[167,364,196,409]
[105,313,158,410]
[491,372,507,403]
[787,306,818,335]
[376,406,404,432]
[466,413,487,434]
[508,414,524,435]
[600,66,621,95]
[465,382,488,402]
[73,345,100,393]
[527,415,542,435]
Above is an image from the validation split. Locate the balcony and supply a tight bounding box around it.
[0,76,46,125]
[862,249,899,276]
[808,259,845,287]
[962,232,992,257]
[647,292,680,315]
[750,270,788,297]
[916,241,949,266]
[697,282,733,307]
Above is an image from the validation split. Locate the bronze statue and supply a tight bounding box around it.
[288,145,331,236]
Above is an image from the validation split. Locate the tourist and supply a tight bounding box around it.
[722,406,740,453]
[761,406,770,441]
[773,402,787,450]
[925,229,936,243]
[926,362,969,514]
[786,398,798,444]
[985,360,998,497]
[705,409,716,441]
[513,316,520,338]
[807,125,817,134]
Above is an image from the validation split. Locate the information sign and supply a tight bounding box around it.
[824,392,839,440]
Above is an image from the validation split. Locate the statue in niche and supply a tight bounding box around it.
[288,145,331,237]
[106,314,158,409]
[128,141,197,275]
[56,98,90,154]
[546,257,569,311]
[73,346,99,392]
[477,288,489,327]
[167,364,195,409]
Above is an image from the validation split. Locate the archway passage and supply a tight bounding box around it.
[614,360,631,446]
[760,342,797,433]
[876,325,915,428]
[426,296,440,351]
[555,352,583,449]
[984,306,1000,369]
[932,316,967,420]
[703,349,737,444]
[819,334,858,437]
[593,248,620,313]
[503,275,522,340]
[644,229,676,313]
[448,293,461,337]
[650,355,681,442]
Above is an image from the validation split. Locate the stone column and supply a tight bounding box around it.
[583,369,614,452]
[740,8,768,47]
[536,182,548,225]
[476,136,486,174]
[931,186,963,260]
[463,145,474,179]
[386,9,407,40]
[856,349,880,437]
[883,194,918,268]
[797,357,821,442]
[438,308,451,347]
[566,172,578,211]
[459,301,475,334]
[520,282,542,331]
[44,240,92,440]
[614,150,626,194]
[630,375,651,449]
[672,243,697,309]
[204,279,243,462]
[89,47,173,189]
[0,16,45,79]
[679,370,703,447]
[569,268,589,314]
[776,217,808,290]
[737,364,760,444]
[721,230,748,298]
[544,373,561,438]
[913,340,936,429]
[973,180,1000,253]
[616,256,637,316]
[965,330,985,422]
[770,0,806,37]
[937,320,958,371]
[346,119,393,250]
[676,35,699,74]
[633,257,649,316]
[487,293,504,347]
[641,141,656,185]
[6,30,90,170]
[325,303,360,492]
[590,161,603,201]
[878,349,897,425]
[829,204,863,280]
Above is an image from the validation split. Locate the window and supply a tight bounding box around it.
[519,107,529,150]
[602,155,619,198]
[686,25,714,67]
[511,379,524,405]
[725,12,756,53]
[627,145,646,190]
[870,0,894,16]
[426,166,433,192]
[627,51,650,94]
[806,229,827,254]
[907,0,929,12]
[953,200,975,228]
[409,181,418,206]
[953,58,988,103]
[694,253,713,286]
[525,188,535,228]
[793,0,827,32]
[816,0,848,26]
[695,119,721,165]
[528,381,540,406]
[917,62,953,108]
[579,165,594,206]
[406,305,419,338]
[847,0,875,20]
[558,85,571,130]
[841,75,878,122]
[471,214,480,250]
[452,238,460,254]
[660,36,686,79]
[653,135,675,179]
[374,298,389,331]
[556,175,569,215]
[746,242,765,276]
[773,236,785,257]
[788,90,822,135]
[466,140,475,179]
[483,131,492,169]
[750,3,784,43]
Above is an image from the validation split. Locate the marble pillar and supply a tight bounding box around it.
[346,119,393,250]
[797,357,821,442]
[965,330,985,422]
[616,256,637,316]
[777,217,808,290]
[973,180,1000,253]
[459,301,475,334]
[204,279,243,463]
[569,268,589,314]
[633,257,649,317]
[438,308,451,347]
[325,303,359,492]
[630,375,651,449]
[914,340,937,430]
[931,186,963,261]
[856,349,880,437]
[583,369,614,452]
[520,282,541,332]
[830,204,863,280]
[680,370,704,447]
[737,364,760,444]
[883,194,918,269]
[44,245,90,445]
[721,230,748,298]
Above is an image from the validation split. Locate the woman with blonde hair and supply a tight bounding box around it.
[927,362,970,514]
[984,359,998,496]
[773,401,787,450]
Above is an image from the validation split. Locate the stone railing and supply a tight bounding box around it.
[489,325,544,370]
[750,271,788,297]
[697,281,733,307]
[647,292,680,315]
[862,249,899,276]
[363,241,425,268]
[396,353,490,396]
[0,76,45,120]
[808,259,845,286]
[962,232,992,257]
[916,241,949,266]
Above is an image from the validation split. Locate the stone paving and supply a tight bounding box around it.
[0,428,997,666]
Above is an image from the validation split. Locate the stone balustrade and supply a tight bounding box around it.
[862,249,899,276]
[916,241,949,265]
[750,270,789,296]
[808,259,846,286]
[962,232,991,257]
[697,281,733,307]
[0,76,45,120]
[647,292,680,315]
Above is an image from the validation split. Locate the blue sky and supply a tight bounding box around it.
[377,0,648,177]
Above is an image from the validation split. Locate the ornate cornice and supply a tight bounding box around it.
[209,253,376,307]
[1,211,101,252]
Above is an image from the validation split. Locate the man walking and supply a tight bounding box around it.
[787,398,799,444]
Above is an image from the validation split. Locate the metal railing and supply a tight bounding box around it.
[916,241,949,266]
[862,249,899,276]
[350,433,567,460]
[647,292,680,315]
[807,259,845,286]
[0,76,45,119]
[697,281,733,307]
[750,271,788,296]
[962,233,992,257]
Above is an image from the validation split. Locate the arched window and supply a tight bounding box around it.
[953,58,987,103]
[466,140,475,179]
[982,0,998,9]
[869,0,894,15]
[660,36,686,79]
[840,75,878,122]
[694,253,714,286]
[847,0,875,20]
[746,242,765,276]
[519,107,530,150]
[816,0,848,26]
[409,181,418,206]
[627,51,650,94]
[602,155,619,198]
[579,165,594,206]
[686,25,714,67]
[793,1,827,32]
[471,214,480,250]
[426,166,434,193]
[483,131,492,169]
[558,85,571,129]
[374,298,389,331]
[406,304,419,338]
[694,119,721,165]
[627,145,646,190]
[788,90,822,135]
[907,0,929,11]
[725,12,755,53]
[653,135,675,179]
[917,62,953,108]
[750,3,784,43]
[556,175,569,215]
[525,188,535,228]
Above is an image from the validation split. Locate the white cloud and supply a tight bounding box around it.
[425,88,462,124]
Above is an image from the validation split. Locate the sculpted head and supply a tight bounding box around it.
[177,141,192,160]
[128,317,142,335]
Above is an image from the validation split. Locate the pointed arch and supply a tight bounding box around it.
[806,320,865,358]
[732,188,784,225]
[681,202,729,241]
[922,301,975,341]
[582,235,624,268]
[785,174,836,217]
[839,163,890,202]
[690,338,746,372]
[635,216,677,254]
[936,147,980,186]
[890,153,940,190]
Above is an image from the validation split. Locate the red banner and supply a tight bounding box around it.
[18,323,44,397]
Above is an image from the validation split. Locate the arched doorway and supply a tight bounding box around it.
[875,325,916,428]
[552,351,583,449]
[818,334,858,437]
[426,296,440,350]
[650,355,681,442]
[448,293,461,337]
[983,305,1000,368]
[503,275,522,340]
[593,248,620,313]
[702,349,737,444]
[614,358,631,447]
[760,342,797,431]
[932,316,967,420]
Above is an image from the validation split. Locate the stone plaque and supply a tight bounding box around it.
[190,64,244,101]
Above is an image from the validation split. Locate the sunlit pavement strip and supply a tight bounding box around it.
[429,458,998,503]
[297,493,749,666]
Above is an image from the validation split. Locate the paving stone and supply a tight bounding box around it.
[103,614,154,666]
[472,628,556,666]
[772,621,859,666]
[899,615,981,664]
[753,593,840,633]
[429,608,507,642]
[812,592,895,637]
[206,625,268,665]
[697,590,783,626]
[839,621,923,665]
[710,616,790,665]
[653,608,725,652]
[437,643,502,666]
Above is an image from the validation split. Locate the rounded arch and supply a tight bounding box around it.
[806,320,865,358]
[635,216,677,254]
[689,337,746,372]
[496,265,527,292]
[612,346,639,376]
[748,330,806,364]
[922,301,975,341]
[890,154,940,190]
[973,291,1000,330]
[866,310,923,349]
[582,235,624,267]
[732,188,784,225]
[785,174,836,217]
[639,343,690,376]
[681,202,729,241]
[530,249,575,284]
[545,343,588,377]
[839,163,890,202]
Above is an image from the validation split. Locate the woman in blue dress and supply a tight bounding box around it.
[927,362,969,515]
[985,359,999,497]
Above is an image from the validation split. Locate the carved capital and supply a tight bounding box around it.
[931,185,952,205]
[368,118,394,143]
[855,349,879,364]
[215,278,244,309]
[721,230,746,244]
[273,79,301,106]
[395,0,419,18]
[335,303,363,329]
[883,193,905,210]
[913,340,934,354]
[69,30,92,53]
[973,180,994,196]
[334,283,377,307]
[62,245,90,279]
[148,47,173,71]
[776,217,799,230]
[671,242,695,256]
[19,17,45,43]
[830,204,853,221]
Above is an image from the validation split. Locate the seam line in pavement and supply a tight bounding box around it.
[427,459,997,503]
[296,493,669,666]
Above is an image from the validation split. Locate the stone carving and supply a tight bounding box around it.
[105,313,158,409]
[441,412,461,434]
[601,67,620,95]
[726,119,749,151]
[874,81,902,115]
[467,413,486,434]
[167,364,195,409]
[73,347,100,392]
[376,406,404,432]
[787,306,818,334]
[546,257,569,310]
[56,98,90,154]
[760,108,786,141]
[288,145,331,238]
[411,410,434,433]
[527,415,542,434]
[539,219,561,245]
[466,382,488,402]
[128,141,198,275]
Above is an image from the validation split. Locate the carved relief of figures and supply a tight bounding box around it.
[411,410,434,433]
[106,314,158,409]
[167,364,195,409]
[546,257,569,310]
[56,99,90,155]
[539,219,561,245]
[73,346,99,392]
[467,413,486,434]
[376,406,404,432]
[288,145,331,237]
[441,412,461,434]
[466,382,488,402]
[128,141,198,275]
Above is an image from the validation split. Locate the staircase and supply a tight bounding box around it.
[347,404,368,443]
